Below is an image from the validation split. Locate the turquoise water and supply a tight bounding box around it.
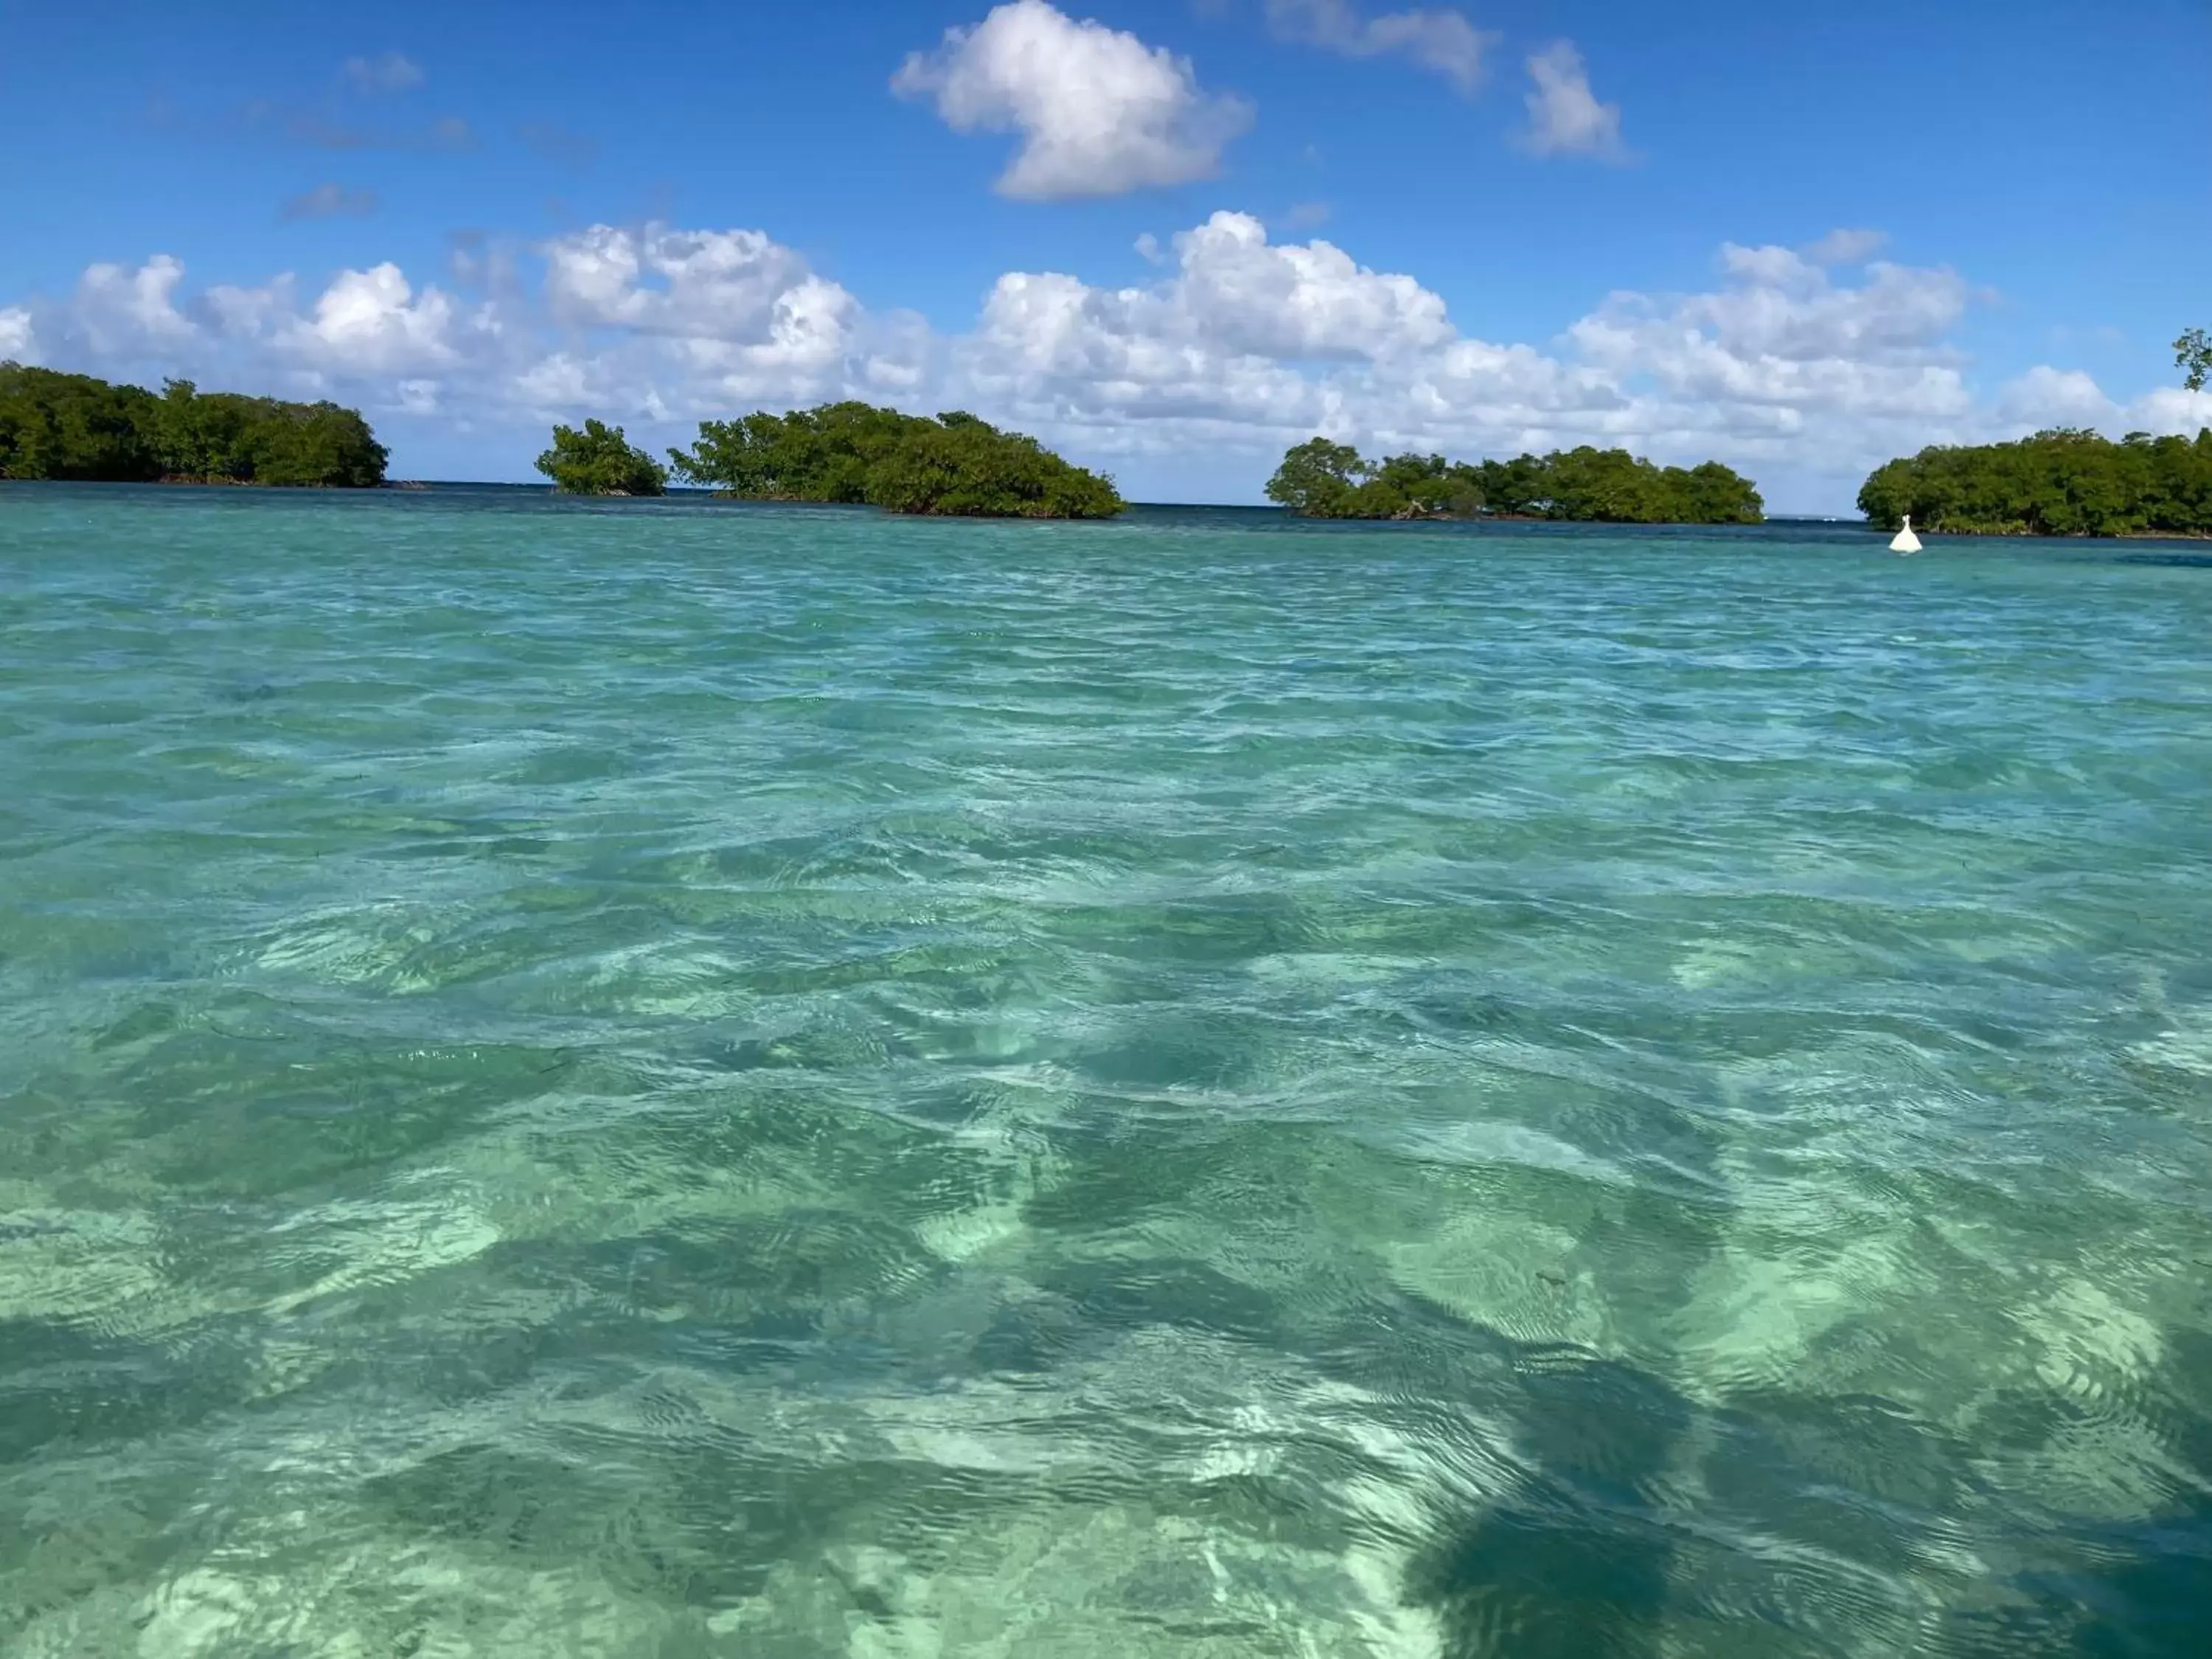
[2,483,2208,1656]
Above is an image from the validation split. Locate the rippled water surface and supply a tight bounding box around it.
[4,483,2210,1655]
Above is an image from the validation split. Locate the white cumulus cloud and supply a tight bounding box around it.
[953,212,1625,462]
[523,220,911,418]
[1568,240,1975,431]
[4,215,2203,511]
[1995,365,2115,427]
[541,223,844,345]
[893,0,1251,200]
[276,264,476,375]
[1520,41,1626,161]
[2128,386,2212,432]
[0,305,36,362]
[1068,209,1455,363]
[202,276,299,342]
[73,255,197,352]
[1265,0,1496,94]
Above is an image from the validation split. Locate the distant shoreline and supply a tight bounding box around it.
[155,475,364,490]
[13,478,2212,543]
[1899,525,2212,543]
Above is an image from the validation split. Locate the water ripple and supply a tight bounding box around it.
[3,487,2210,1655]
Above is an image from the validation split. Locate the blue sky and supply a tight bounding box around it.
[2,0,2206,510]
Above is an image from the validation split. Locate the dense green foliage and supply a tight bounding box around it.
[1857,428,2212,538]
[666,402,1125,518]
[0,365,386,486]
[2179,327,2211,393]
[1264,437,1764,524]
[535,419,669,495]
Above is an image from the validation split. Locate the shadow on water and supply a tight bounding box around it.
[1353,1085,2211,1658]
[1382,1309,2212,1658]
[1956,1503,2212,1659]
[1391,1330,2212,1659]
[1935,1326,2212,1659]
[1388,1082,1733,1659]
[1403,1344,1689,1658]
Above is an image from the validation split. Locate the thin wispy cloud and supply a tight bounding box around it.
[259,107,473,153]
[1805,228,1888,267]
[279,183,381,221]
[1265,0,1496,94]
[164,55,470,156]
[1518,41,1627,161]
[520,122,598,169]
[342,52,425,94]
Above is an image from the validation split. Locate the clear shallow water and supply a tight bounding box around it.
[2,481,2209,1657]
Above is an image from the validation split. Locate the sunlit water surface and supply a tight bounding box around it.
[3,484,2209,1656]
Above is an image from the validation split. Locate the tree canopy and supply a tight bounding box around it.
[666,402,1125,518]
[1857,428,2212,538]
[535,419,669,495]
[0,365,386,486]
[2178,328,2211,394]
[1263,437,1764,524]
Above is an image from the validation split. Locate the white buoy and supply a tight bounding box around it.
[1889,514,1923,554]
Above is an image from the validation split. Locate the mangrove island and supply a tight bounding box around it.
[664,403,1125,518]
[1265,437,1765,524]
[0,364,387,487]
[1857,427,2212,538]
[536,419,669,496]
